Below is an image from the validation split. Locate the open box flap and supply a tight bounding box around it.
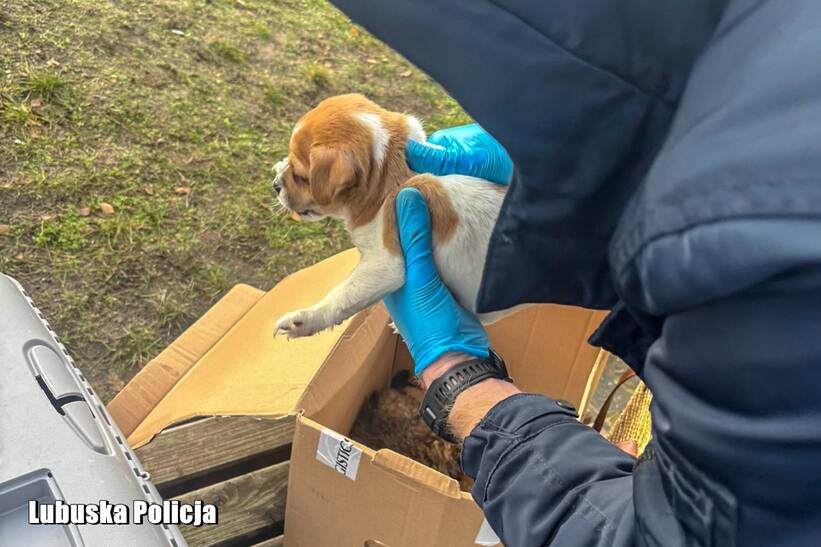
[487,304,607,406]
[108,283,265,439]
[125,249,361,448]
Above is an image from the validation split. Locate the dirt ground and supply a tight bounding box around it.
[0,0,469,401]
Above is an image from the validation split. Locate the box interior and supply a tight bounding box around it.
[302,303,606,438]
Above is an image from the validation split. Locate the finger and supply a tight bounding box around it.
[615,440,639,457]
[395,187,431,254]
[394,188,439,282]
[405,139,451,175]
[427,124,477,146]
[479,132,514,184]
[426,128,451,146]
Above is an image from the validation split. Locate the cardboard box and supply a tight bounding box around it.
[285,300,606,547]
[108,250,606,545]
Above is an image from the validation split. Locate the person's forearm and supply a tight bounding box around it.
[462,394,636,547]
[420,353,636,546]
[419,352,521,440]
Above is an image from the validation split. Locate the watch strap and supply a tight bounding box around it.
[419,349,510,443]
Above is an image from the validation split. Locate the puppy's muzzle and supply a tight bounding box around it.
[272,158,289,195]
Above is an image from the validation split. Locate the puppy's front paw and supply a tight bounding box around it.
[275,308,328,338]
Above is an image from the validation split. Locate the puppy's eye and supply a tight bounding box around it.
[293,174,308,186]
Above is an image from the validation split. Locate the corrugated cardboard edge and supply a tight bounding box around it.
[107,284,264,438]
[371,449,463,499]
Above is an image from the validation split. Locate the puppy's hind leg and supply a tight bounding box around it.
[275,250,404,338]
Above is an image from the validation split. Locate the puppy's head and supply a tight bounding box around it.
[274,94,424,225]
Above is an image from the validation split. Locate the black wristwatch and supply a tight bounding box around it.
[419,349,512,443]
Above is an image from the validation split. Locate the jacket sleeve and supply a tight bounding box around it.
[328,0,727,311]
[461,394,636,547]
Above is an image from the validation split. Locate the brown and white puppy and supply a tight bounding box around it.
[274,94,518,338]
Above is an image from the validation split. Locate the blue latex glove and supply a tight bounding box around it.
[405,123,514,184]
[383,188,490,375]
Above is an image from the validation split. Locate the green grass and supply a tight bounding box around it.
[20,66,68,100]
[34,211,93,251]
[263,84,284,109]
[201,38,247,65]
[306,62,332,88]
[0,0,470,401]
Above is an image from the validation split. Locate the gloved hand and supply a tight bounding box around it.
[406,123,514,184]
[383,188,489,375]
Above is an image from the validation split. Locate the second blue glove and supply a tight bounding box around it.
[405,123,514,184]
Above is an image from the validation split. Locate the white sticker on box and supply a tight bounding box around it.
[474,518,501,546]
[316,428,362,481]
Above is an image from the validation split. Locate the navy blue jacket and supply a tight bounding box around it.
[331,1,821,545]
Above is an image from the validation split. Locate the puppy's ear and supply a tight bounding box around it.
[309,146,363,207]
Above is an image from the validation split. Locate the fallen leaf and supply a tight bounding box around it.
[366,58,378,64]
[350,26,359,37]
[30,99,43,108]
[15,253,24,260]
[0,224,10,235]
[99,202,115,216]
[142,186,154,195]
[39,213,55,221]
[289,211,301,222]
[78,206,91,217]
[401,70,412,77]
[174,186,191,195]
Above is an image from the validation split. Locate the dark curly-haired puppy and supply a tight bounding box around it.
[349,371,473,491]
